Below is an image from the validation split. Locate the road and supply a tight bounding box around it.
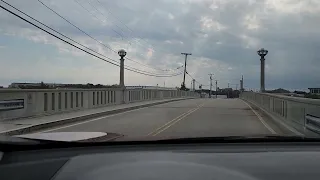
[40,98,290,138]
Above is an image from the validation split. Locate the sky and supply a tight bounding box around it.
[0,0,320,91]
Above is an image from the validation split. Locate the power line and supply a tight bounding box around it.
[37,0,175,72]
[186,72,203,85]
[76,0,170,72]
[87,0,129,40]
[36,0,115,53]
[0,1,183,77]
[95,0,159,52]
[74,0,124,39]
[0,0,177,77]
[85,0,174,72]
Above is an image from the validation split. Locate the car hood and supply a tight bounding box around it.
[14,132,123,142]
[12,132,312,144]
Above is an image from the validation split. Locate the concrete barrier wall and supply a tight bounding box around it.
[0,88,199,120]
[240,92,320,135]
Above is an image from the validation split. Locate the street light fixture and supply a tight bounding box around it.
[118,49,127,58]
[257,48,268,92]
[257,48,268,58]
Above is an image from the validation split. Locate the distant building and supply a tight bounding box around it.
[9,82,58,89]
[308,88,320,95]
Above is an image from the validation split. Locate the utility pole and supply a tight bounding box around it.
[227,83,230,99]
[215,80,218,99]
[208,74,213,98]
[181,53,192,90]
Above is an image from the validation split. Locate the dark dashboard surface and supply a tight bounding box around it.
[1,143,320,180]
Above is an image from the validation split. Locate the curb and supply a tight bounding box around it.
[2,98,195,136]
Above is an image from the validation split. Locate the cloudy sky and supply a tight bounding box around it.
[0,0,319,91]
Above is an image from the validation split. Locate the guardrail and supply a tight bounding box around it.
[240,92,320,136]
[0,88,199,120]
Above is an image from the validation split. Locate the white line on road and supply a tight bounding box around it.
[38,106,152,133]
[245,100,304,136]
[38,99,203,133]
[241,99,277,134]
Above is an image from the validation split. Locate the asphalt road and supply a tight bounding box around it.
[42,98,288,138]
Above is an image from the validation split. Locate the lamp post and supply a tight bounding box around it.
[118,49,126,103]
[257,48,268,92]
[118,49,127,88]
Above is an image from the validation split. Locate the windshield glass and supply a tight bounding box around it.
[1,0,320,143]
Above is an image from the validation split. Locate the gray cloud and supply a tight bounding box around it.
[1,0,320,90]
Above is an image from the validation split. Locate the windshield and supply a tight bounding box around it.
[0,0,320,143]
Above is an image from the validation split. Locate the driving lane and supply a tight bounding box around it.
[152,99,274,137]
[45,98,275,137]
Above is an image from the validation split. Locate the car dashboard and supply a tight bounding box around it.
[1,142,320,180]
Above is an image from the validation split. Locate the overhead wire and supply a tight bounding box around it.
[74,0,124,40]
[95,0,167,55]
[37,0,176,73]
[0,0,174,76]
[73,0,171,72]
[186,71,202,85]
[36,0,115,53]
[0,1,183,77]
[87,0,127,39]
[94,0,156,50]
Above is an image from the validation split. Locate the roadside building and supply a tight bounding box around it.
[308,88,320,95]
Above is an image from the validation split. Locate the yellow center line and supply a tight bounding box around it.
[146,102,203,136]
[148,102,206,136]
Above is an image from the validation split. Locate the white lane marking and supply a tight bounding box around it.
[38,99,200,133]
[241,99,277,134]
[38,106,151,133]
[245,100,304,136]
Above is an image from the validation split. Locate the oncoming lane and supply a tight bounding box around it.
[47,99,205,136]
[45,98,277,138]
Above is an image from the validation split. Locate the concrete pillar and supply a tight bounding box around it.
[192,79,195,91]
[119,58,125,104]
[120,58,125,87]
[260,58,265,92]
